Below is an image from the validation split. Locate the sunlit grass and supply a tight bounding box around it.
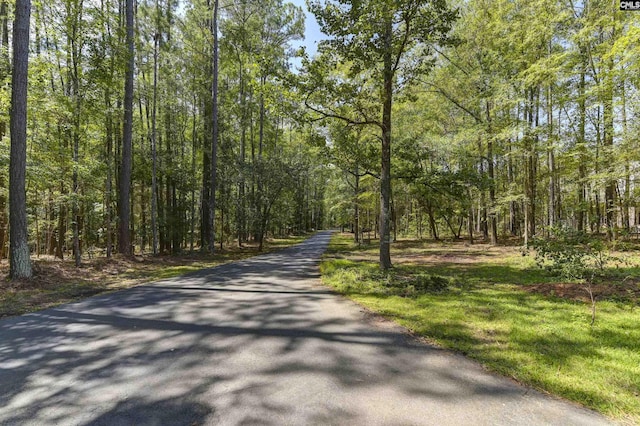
[321,233,640,423]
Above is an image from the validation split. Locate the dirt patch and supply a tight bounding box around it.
[390,246,507,266]
[523,281,640,303]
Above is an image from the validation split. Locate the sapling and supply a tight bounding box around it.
[531,226,612,326]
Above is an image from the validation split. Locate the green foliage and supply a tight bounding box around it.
[530,227,610,282]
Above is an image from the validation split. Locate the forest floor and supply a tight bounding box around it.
[321,233,640,424]
[0,235,308,319]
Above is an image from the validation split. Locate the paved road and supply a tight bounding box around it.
[0,231,611,425]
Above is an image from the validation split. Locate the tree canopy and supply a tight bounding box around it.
[0,0,638,274]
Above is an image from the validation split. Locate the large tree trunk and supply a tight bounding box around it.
[379,17,393,270]
[9,0,32,279]
[118,0,134,255]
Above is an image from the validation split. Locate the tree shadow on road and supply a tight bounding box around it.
[0,232,607,425]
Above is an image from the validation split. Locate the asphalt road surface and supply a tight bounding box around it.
[0,231,612,425]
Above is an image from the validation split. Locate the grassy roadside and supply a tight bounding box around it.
[0,235,308,319]
[321,233,640,424]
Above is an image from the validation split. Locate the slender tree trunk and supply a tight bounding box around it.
[605,17,618,240]
[9,0,32,279]
[0,0,9,260]
[354,171,360,243]
[508,137,516,236]
[164,130,171,254]
[259,75,265,157]
[603,59,615,240]
[594,114,602,234]
[621,81,631,232]
[200,127,211,249]
[72,115,81,266]
[391,188,397,242]
[33,193,41,256]
[69,0,83,267]
[237,62,246,246]
[130,176,135,254]
[208,0,219,253]
[190,98,197,253]
[105,85,114,257]
[56,182,66,259]
[577,52,587,232]
[485,101,498,244]
[467,189,474,244]
[151,29,159,255]
[118,0,134,255]
[525,87,539,239]
[425,202,439,241]
[547,81,557,229]
[47,190,55,255]
[477,137,488,240]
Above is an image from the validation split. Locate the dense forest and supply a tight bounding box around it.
[312,0,640,269]
[2,0,328,279]
[2,0,639,277]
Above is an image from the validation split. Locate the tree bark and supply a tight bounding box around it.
[603,55,616,240]
[105,87,114,257]
[379,17,393,270]
[151,24,159,255]
[9,0,32,279]
[208,0,219,253]
[577,51,587,232]
[118,0,134,255]
[547,81,557,229]
[485,101,498,244]
[190,97,197,253]
[0,0,9,260]
[354,171,360,243]
[69,0,83,267]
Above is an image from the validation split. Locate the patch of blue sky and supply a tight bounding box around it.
[287,0,328,70]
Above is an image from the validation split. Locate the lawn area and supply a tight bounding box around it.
[0,234,309,319]
[321,233,640,424]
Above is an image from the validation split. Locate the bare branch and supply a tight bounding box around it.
[421,81,483,123]
[304,93,383,129]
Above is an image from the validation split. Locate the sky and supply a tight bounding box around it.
[177,0,327,70]
[288,0,327,68]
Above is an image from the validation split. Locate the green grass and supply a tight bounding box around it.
[321,234,640,424]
